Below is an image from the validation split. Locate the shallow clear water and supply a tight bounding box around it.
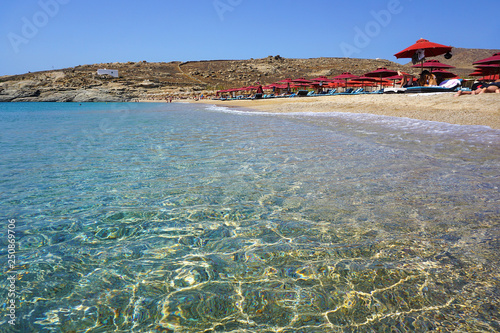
[0,102,499,332]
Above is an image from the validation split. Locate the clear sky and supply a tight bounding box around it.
[1,0,498,76]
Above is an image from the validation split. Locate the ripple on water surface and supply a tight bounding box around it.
[0,102,499,332]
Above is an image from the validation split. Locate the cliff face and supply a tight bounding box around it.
[1,48,497,102]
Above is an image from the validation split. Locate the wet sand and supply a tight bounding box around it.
[193,93,500,129]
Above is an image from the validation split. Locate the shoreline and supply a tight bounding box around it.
[191,93,500,130]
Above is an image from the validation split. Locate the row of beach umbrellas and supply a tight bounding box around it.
[217,39,498,95]
[469,52,500,81]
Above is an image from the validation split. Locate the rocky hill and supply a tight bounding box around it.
[0,48,497,102]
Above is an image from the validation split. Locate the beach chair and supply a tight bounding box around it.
[404,86,461,93]
[335,88,354,95]
[312,89,336,97]
[306,90,315,96]
[404,78,463,94]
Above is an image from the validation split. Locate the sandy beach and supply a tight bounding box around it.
[193,93,500,129]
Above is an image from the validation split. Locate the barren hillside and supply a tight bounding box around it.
[0,47,497,102]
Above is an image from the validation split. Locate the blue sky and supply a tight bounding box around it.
[1,0,498,76]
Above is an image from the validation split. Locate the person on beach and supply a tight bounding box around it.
[455,80,500,96]
[398,71,415,87]
[418,70,438,86]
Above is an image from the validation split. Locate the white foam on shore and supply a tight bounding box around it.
[203,103,500,145]
[204,104,267,115]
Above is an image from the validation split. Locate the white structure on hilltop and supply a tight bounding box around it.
[97,69,119,78]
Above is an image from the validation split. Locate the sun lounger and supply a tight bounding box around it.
[313,89,337,96]
[404,79,462,94]
[404,86,460,93]
[334,88,354,95]
[296,90,309,97]
[308,89,334,97]
[335,88,362,95]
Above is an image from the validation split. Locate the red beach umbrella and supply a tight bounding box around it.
[290,83,310,87]
[332,72,359,89]
[351,76,377,89]
[394,39,453,75]
[364,68,398,89]
[474,64,500,79]
[394,38,453,59]
[276,78,294,92]
[292,77,312,87]
[364,67,398,77]
[473,52,500,65]
[431,69,458,79]
[326,80,343,88]
[290,79,312,92]
[411,59,455,71]
[469,70,487,77]
[468,69,499,81]
[352,76,377,82]
[474,64,500,71]
[381,80,393,87]
[310,76,333,92]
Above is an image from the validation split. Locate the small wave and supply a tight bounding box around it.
[203,104,267,115]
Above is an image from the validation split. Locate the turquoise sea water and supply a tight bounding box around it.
[0,102,499,332]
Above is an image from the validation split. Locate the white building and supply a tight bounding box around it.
[97,69,119,78]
